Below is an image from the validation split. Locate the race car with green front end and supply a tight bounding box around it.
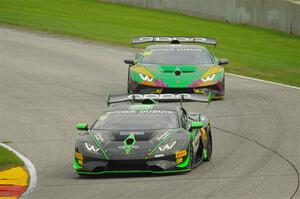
[125,36,229,99]
[73,94,213,175]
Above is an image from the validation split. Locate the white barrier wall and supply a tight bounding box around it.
[104,0,300,35]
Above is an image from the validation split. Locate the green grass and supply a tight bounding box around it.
[0,146,24,171]
[1,0,299,86]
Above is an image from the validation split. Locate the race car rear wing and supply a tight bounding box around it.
[106,93,212,106]
[131,36,217,46]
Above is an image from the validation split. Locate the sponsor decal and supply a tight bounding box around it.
[128,93,192,100]
[140,73,153,82]
[84,142,100,152]
[129,104,153,110]
[107,109,175,115]
[120,131,145,136]
[107,110,137,115]
[175,48,203,51]
[118,145,139,149]
[159,141,176,151]
[138,36,208,43]
[148,48,203,52]
[202,74,216,82]
[140,110,174,114]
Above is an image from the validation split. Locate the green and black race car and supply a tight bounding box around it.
[125,36,229,98]
[73,94,212,175]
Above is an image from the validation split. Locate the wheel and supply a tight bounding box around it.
[204,126,212,161]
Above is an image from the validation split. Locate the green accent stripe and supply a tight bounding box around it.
[88,130,109,160]
[75,168,190,175]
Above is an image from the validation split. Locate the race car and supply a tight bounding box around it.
[73,94,213,175]
[125,36,229,98]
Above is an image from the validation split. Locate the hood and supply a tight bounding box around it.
[130,64,224,88]
[90,129,188,160]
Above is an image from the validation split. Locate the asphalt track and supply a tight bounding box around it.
[1,27,299,199]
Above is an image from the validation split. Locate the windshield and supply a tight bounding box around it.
[92,110,179,130]
[141,48,214,65]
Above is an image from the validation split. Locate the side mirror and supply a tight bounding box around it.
[191,122,204,129]
[219,59,229,65]
[76,123,88,131]
[124,59,134,65]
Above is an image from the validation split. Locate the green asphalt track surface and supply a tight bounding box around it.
[0,0,300,87]
[1,27,299,199]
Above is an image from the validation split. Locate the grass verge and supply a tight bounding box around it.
[0,146,24,171]
[0,0,299,86]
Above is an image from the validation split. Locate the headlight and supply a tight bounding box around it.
[139,73,153,82]
[84,142,100,153]
[202,74,215,82]
[158,141,177,151]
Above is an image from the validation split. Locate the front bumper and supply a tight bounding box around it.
[73,153,190,175]
[131,84,224,98]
